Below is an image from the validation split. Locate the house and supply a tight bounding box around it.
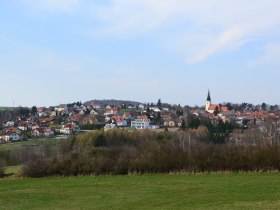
[114,117,128,127]
[38,111,49,118]
[80,115,98,125]
[131,119,150,129]
[72,125,81,133]
[4,128,21,135]
[18,124,28,131]
[4,121,15,128]
[68,114,82,123]
[150,107,161,112]
[104,123,118,131]
[60,123,80,134]
[162,107,170,112]
[55,104,67,112]
[122,112,132,120]
[38,118,53,128]
[104,107,120,116]
[32,123,40,130]
[32,128,45,137]
[105,105,112,110]
[90,109,99,115]
[138,104,145,110]
[44,129,55,137]
[92,104,101,109]
[3,132,21,142]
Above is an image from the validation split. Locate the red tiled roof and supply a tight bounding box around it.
[220,106,228,112]
[208,104,219,111]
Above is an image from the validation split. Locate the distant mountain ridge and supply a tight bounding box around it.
[84,99,143,107]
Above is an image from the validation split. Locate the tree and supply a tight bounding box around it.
[176,109,183,117]
[261,103,267,111]
[31,106,37,115]
[180,119,187,130]
[213,106,219,116]
[0,161,4,177]
[189,117,200,129]
[17,107,30,117]
[156,111,162,125]
[157,99,162,109]
[146,105,151,119]
[226,103,233,111]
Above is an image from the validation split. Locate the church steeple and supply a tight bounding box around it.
[205,90,211,112]
[207,90,211,102]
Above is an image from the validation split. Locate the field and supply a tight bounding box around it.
[1,173,280,209]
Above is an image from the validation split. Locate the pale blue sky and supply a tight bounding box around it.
[1,0,280,107]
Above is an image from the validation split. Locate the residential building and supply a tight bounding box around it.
[131,119,150,129]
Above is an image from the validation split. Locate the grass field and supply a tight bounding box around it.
[0,138,64,151]
[1,173,280,209]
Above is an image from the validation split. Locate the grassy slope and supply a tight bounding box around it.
[1,173,280,210]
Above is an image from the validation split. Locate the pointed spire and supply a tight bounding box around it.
[207,90,211,101]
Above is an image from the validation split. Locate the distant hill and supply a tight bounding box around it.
[84,99,144,108]
[0,107,15,111]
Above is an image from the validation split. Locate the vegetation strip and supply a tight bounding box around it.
[1,173,280,209]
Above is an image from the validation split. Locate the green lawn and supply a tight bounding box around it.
[3,165,22,176]
[0,138,63,151]
[1,173,280,209]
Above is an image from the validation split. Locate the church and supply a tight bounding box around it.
[205,91,228,113]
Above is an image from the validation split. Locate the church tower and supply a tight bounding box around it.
[205,90,211,111]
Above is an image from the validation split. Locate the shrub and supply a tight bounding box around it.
[20,130,280,177]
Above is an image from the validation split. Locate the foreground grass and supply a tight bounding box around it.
[1,173,280,209]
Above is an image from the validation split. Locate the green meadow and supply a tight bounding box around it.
[1,173,280,209]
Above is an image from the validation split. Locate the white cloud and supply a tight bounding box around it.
[25,0,81,12]
[91,0,280,63]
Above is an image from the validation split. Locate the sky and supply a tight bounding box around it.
[1,0,280,107]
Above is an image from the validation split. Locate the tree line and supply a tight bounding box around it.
[16,127,280,177]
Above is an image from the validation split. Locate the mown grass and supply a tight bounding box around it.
[1,173,280,209]
[3,165,21,176]
[0,138,63,151]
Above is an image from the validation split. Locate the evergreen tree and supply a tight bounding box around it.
[146,105,151,118]
[157,99,162,109]
[213,106,219,116]
[261,102,267,111]
[155,111,163,125]
[31,106,37,115]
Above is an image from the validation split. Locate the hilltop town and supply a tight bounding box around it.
[0,91,279,144]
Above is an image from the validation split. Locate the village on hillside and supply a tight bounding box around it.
[0,91,280,144]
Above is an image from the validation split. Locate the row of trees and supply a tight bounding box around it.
[0,106,38,123]
[0,161,4,177]
[181,116,233,144]
[19,128,280,177]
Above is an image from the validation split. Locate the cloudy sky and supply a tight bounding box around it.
[1,0,280,107]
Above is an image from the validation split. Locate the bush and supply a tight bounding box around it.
[0,161,5,177]
[20,130,280,177]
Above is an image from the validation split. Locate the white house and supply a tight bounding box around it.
[7,133,21,142]
[4,121,15,128]
[150,107,161,112]
[44,129,55,137]
[90,109,99,115]
[104,123,118,131]
[117,120,128,127]
[131,119,150,129]
[138,104,145,110]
